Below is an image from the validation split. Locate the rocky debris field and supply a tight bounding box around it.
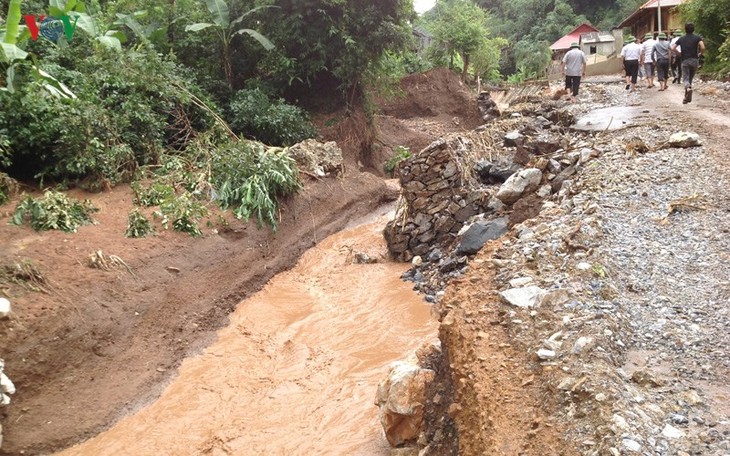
[379,78,730,455]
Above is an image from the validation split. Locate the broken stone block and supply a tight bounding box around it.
[496,168,543,204]
[455,217,509,256]
[375,361,435,447]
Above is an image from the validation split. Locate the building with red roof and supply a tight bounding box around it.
[550,23,600,56]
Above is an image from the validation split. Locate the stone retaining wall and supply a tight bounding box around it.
[384,137,491,262]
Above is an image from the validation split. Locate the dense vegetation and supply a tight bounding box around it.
[0,0,728,232]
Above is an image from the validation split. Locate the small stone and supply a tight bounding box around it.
[575,262,591,271]
[669,131,701,148]
[536,349,556,360]
[595,393,607,402]
[662,424,685,439]
[571,336,593,354]
[670,413,689,425]
[622,439,641,452]
[509,277,533,288]
[631,369,665,387]
[411,256,423,266]
[0,298,11,319]
[353,252,377,264]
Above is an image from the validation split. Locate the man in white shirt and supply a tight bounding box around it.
[640,32,656,88]
[620,35,642,92]
[561,42,587,102]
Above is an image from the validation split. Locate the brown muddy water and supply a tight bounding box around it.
[60,209,437,456]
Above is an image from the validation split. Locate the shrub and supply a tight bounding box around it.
[125,209,155,238]
[0,47,212,187]
[0,173,17,206]
[211,140,301,230]
[132,181,177,207]
[384,146,412,176]
[12,190,98,232]
[154,193,208,237]
[227,88,318,146]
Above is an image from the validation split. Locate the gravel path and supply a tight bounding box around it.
[555,79,730,455]
[464,79,730,455]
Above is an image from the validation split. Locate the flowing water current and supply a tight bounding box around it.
[60,209,437,456]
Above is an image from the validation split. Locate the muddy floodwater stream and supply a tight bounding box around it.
[59,209,436,456]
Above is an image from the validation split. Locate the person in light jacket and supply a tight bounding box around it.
[561,42,587,102]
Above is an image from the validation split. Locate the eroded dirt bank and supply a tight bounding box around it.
[0,171,393,454]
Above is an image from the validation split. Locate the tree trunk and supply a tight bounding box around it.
[462,53,470,82]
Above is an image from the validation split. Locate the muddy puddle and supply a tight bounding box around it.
[572,106,647,131]
[60,209,436,456]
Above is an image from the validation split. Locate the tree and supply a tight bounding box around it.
[253,0,414,95]
[680,0,730,63]
[427,0,495,80]
[185,0,275,88]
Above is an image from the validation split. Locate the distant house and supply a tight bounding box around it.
[617,0,686,38]
[550,23,600,60]
[580,31,618,57]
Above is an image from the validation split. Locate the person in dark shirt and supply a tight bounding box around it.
[671,23,705,104]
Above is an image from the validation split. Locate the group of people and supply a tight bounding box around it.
[560,22,705,105]
[620,23,705,104]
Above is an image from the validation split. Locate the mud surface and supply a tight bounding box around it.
[60,210,437,455]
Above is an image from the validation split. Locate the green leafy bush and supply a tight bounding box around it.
[132,181,177,207]
[384,146,412,176]
[125,209,155,238]
[0,47,212,187]
[12,190,98,232]
[227,89,318,146]
[154,193,208,237]
[211,141,301,230]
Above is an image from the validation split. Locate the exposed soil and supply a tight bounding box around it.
[7,65,726,456]
[0,67,480,454]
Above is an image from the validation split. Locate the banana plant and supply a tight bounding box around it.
[1,0,75,97]
[185,1,275,88]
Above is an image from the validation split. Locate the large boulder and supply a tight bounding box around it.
[375,361,435,447]
[495,168,543,204]
[455,217,509,256]
[288,139,344,177]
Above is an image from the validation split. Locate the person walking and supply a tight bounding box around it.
[561,42,587,102]
[671,23,705,104]
[621,35,641,92]
[670,29,683,83]
[653,33,671,91]
[640,32,657,88]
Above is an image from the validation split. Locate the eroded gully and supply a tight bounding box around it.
[59,208,437,456]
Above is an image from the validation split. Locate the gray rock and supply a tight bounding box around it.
[669,132,701,148]
[537,348,556,360]
[622,439,641,452]
[504,130,525,147]
[496,168,543,204]
[499,286,546,308]
[661,424,685,439]
[455,217,509,255]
